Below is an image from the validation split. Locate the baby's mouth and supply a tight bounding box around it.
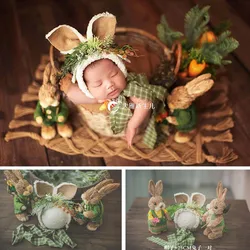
[108,89,118,97]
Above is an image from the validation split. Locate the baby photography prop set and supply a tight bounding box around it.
[3,170,120,248]
[147,180,230,249]
[5,6,239,164]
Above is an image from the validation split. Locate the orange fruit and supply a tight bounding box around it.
[199,31,216,44]
[188,59,206,77]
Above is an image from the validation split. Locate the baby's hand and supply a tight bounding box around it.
[125,123,137,148]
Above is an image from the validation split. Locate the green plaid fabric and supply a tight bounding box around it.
[109,73,167,149]
[12,224,77,248]
[147,228,195,249]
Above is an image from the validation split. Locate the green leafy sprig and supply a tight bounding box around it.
[61,36,114,77]
[32,193,75,216]
[157,15,183,48]
[184,5,210,50]
[167,202,206,219]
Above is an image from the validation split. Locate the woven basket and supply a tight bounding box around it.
[50,27,181,137]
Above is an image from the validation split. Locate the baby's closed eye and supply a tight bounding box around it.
[90,81,102,88]
[111,71,118,77]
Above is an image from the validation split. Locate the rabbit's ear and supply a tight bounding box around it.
[216,181,223,198]
[95,179,114,191]
[86,12,116,40]
[155,180,163,196]
[148,180,155,196]
[82,187,95,200]
[98,183,120,199]
[190,192,206,207]
[174,193,189,204]
[4,170,19,184]
[46,25,86,54]
[56,183,77,200]
[221,188,228,201]
[34,181,54,197]
[12,170,24,180]
[185,73,214,100]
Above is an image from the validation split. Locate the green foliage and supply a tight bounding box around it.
[22,170,110,188]
[61,37,114,77]
[157,15,183,48]
[32,194,75,216]
[187,31,239,66]
[184,5,210,50]
[167,203,206,219]
[216,31,239,58]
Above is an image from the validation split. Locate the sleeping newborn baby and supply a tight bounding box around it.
[60,58,157,147]
[46,12,168,149]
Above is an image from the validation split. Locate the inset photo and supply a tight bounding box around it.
[126,170,250,249]
[0,170,121,250]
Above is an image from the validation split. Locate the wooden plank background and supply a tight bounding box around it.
[0,0,250,166]
[0,170,121,250]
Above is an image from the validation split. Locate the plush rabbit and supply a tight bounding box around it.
[166,73,214,143]
[148,180,171,234]
[34,62,73,140]
[202,182,230,240]
[173,192,206,231]
[4,170,33,222]
[75,179,120,231]
[33,181,77,229]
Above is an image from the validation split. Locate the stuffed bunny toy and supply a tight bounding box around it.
[148,180,171,234]
[74,179,120,231]
[202,182,230,240]
[173,192,206,231]
[4,170,33,222]
[166,73,214,143]
[34,62,73,140]
[33,181,77,229]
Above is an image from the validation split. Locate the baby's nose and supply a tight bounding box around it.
[105,80,114,89]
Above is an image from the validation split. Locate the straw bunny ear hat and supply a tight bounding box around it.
[46,12,129,98]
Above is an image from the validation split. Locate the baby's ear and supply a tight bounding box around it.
[46,25,86,54]
[86,12,117,40]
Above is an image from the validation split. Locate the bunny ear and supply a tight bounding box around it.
[190,192,206,207]
[86,12,117,40]
[12,170,24,180]
[34,181,54,197]
[94,179,114,191]
[98,183,120,199]
[221,188,228,201]
[185,73,214,100]
[46,25,86,54]
[4,170,19,184]
[155,180,163,196]
[216,181,223,198]
[174,193,189,204]
[148,180,155,196]
[56,183,77,200]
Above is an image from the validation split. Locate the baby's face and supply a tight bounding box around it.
[84,59,126,100]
